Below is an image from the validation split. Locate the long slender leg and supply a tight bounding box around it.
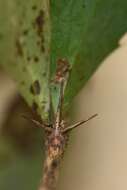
[62,114,98,133]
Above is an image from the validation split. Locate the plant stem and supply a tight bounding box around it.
[36,70,97,190]
[38,156,60,190]
[38,129,67,190]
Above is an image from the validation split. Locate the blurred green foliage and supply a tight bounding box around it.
[0,97,45,190]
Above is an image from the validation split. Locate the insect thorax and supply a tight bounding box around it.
[46,129,66,160]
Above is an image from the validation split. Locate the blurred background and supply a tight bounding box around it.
[0,34,127,190]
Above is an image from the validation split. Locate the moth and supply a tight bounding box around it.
[23,59,97,190]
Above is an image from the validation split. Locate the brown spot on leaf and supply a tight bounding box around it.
[34,56,39,62]
[32,5,37,10]
[35,9,44,37]
[30,80,41,95]
[34,10,45,53]
[16,39,23,57]
[23,30,29,36]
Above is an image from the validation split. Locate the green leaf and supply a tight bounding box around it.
[1,1,127,117]
[50,0,127,110]
[0,0,51,120]
[0,145,44,190]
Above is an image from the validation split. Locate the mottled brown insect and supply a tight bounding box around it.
[24,60,97,190]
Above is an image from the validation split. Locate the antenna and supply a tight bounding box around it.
[62,114,98,133]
